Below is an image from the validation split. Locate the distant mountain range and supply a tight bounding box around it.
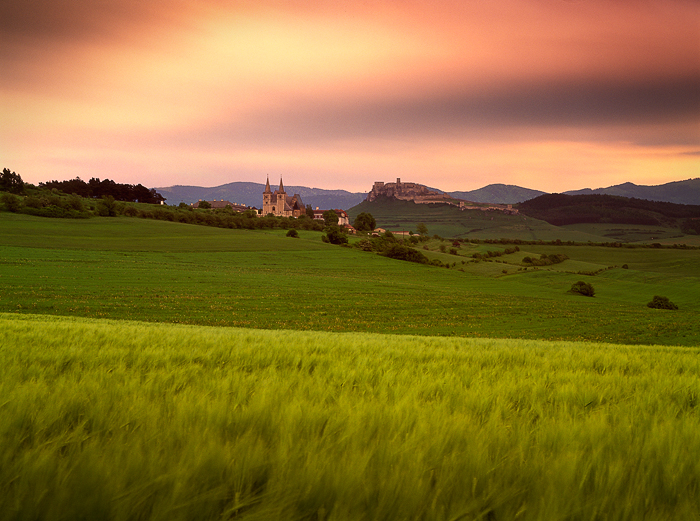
[562,179,700,205]
[156,178,700,209]
[155,182,367,210]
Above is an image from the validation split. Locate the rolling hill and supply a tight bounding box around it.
[517,193,700,227]
[448,184,546,204]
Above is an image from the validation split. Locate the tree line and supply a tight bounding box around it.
[39,177,165,204]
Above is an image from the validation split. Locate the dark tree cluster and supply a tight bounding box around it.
[354,230,442,266]
[647,296,678,310]
[680,218,700,235]
[39,177,165,204]
[521,253,569,266]
[1,168,24,194]
[517,193,700,227]
[322,225,348,245]
[353,212,376,232]
[131,206,326,232]
[570,281,595,297]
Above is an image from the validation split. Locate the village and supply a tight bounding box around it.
[188,176,517,236]
[190,176,354,232]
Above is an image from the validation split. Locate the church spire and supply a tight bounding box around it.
[264,176,271,193]
[278,177,285,193]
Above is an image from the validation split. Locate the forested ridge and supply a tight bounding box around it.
[517,193,700,232]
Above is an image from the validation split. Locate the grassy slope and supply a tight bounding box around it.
[349,198,699,244]
[2,314,699,521]
[1,213,699,345]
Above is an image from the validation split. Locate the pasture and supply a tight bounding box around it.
[1,314,699,520]
[348,199,699,243]
[1,214,699,345]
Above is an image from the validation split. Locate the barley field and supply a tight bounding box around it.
[2,313,699,520]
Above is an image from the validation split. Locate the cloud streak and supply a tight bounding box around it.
[1,0,698,192]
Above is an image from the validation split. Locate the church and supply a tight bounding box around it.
[262,177,306,218]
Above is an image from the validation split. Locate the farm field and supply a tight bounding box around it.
[1,213,700,520]
[349,199,700,244]
[2,313,699,521]
[1,213,699,345]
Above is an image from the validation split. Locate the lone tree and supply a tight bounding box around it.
[323,225,348,245]
[570,281,595,297]
[647,295,678,310]
[353,212,376,232]
[322,209,339,227]
[417,223,429,236]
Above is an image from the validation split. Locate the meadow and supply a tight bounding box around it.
[1,314,699,520]
[1,213,699,345]
[348,199,700,244]
[1,212,699,520]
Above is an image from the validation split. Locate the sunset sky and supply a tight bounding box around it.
[2,0,698,193]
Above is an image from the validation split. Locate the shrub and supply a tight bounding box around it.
[286,229,299,238]
[382,244,429,264]
[570,281,595,297]
[357,238,374,251]
[67,193,85,212]
[324,226,348,245]
[647,295,678,310]
[622,264,629,269]
[96,195,118,217]
[123,206,139,217]
[1,193,22,212]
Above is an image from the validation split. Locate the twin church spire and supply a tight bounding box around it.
[263,176,285,194]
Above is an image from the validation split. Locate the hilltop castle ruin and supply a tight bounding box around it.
[366,178,455,204]
[366,178,518,214]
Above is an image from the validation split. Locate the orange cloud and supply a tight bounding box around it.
[1,1,698,192]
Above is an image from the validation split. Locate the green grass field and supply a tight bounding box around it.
[2,314,699,521]
[349,199,700,244]
[2,213,698,345]
[1,212,699,520]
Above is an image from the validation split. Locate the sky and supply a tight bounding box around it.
[2,0,699,194]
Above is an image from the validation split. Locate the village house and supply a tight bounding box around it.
[312,208,350,226]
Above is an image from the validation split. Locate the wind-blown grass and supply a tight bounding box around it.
[2,314,699,520]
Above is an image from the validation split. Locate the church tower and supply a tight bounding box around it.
[276,178,286,214]
[263,176,273,215]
